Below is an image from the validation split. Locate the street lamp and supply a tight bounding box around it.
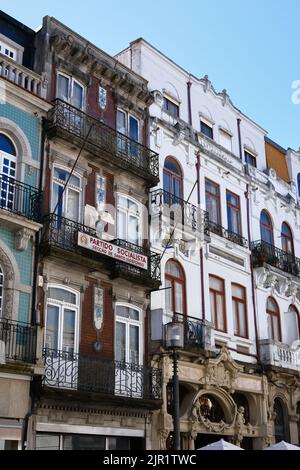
[164,320,184,450]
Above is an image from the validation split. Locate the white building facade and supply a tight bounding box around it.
[117,39,300,449]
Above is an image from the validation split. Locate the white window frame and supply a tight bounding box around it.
[45,284,80,354]
[116,193,142,246]
[51,165,82,222]
[115,303,143,365]
[116,108,140,142]
[56,71,85,110]
[0,34,23,63]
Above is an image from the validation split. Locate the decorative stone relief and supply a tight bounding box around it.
[15,228,34,251]
[200,347,242,392]
[202,75,212,93]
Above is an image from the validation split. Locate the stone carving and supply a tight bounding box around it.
[15,228,34,251]
[202,75,211,93]
[200,347,242,392]
[234,406,245,445]
[159,429,170,450]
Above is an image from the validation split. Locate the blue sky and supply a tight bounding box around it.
[2,0,300,149]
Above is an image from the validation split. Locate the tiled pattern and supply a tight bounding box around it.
[25,164,37,188]
[0,226,33,285]
[18,291,31,323]
[0,102,41,161]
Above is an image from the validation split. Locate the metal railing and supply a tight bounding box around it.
[0,318,37,363]
[0,53,45,97]
[208,220,248,248]
[150,189,210,236]
[46,99,159,181]
[40,213,161,285]
[251,240,300,277]
[0,175,42,222]
[173,313,205,348]
[43,348,162,400]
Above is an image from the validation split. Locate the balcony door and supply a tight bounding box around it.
[44,286,79,389]
[116,194,141,246]
[165,260,186,321]
[260,210,273,245]
[117,110,139,158]
[163,157,183,204]
[0,133,17,212]
[115,305,143,398]
[281,222,294,255]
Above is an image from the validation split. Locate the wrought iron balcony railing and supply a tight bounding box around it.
[0,175,42,222]
[0,318,37,364]
[40,213,161,286]
[251,240,300,277]
[46,99,159,184]
[173,312,205,348]
[150,189,210,236]
[208,220,248,248]
[43,348,162,400]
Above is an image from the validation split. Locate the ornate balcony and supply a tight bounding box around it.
[150,189,210,236]
[0,318,37,364]
[40,213,161,288]
[0,175,42,222]
[172,313,208,349]
[251,240,300,277]
[46,99,159,186]
[259,339,300,372]
[208,220,248,248]
[43,348,162,401]
[0,53,45,97]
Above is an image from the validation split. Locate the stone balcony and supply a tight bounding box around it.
[259,339,300,372]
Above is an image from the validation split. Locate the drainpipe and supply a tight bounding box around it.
[196,152,205,321]
[237,118,243,160]
[187,79,192,127]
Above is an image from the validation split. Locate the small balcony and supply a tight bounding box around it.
[0,175,42,222]
[251,240,300,277]
[0,53,45,98]
[208,220,248,248]
[46,99,159,186]
[0,318,37,364]
[40,213,161,288]
[43,348,162,402]
[150,188,210,236]
[259,339,300,372]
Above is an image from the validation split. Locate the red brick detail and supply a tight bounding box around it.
[79,280,114,360]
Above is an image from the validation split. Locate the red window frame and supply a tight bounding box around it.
[232,283,248,338]
[209,275,227,332]
[163,157,183,199]
[205,178,221,225]
[267,297,282,342]
[260,210,274,245]
[226,190,242,235]
[281,222,294,255]
[165,259,186,318]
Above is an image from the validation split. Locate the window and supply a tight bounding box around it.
[226,190,241,235]
[163,97,179,118]
[281,222,294,255]
[51,167,82,222]
[45,286,79,354]
[274,398,289,443]
[266,297,281,342]
[115,305,142,365]
[116,195,141,245]
[260,211,273,245]
[200,119,213,139]
[0,133,17,211]
[163,157,183,201]
[117,110,139,142]
[232,284,248,338]
[285,305,300,345]
[209,275,226,332]
[165,260,186,316]
[0,40,17,60]
[245,150,257,167]
[205,179,221,224]
[219,129,232,152]
[57,72,84,110]
[0,265,3,317]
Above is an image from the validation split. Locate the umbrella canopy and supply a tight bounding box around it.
[197,439,243,450]
[263,441,300,451]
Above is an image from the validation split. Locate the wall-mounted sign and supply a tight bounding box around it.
[94,286,104,331]
[78,232,148,270]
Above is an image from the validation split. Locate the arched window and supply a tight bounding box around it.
[165,260,186,317]
[163,157,183,202]
[285,305,300,345]
[0,133,17,210]
[281,222,294,255]
[274,398,289,443]
[260,210,273,245]
[266,297,281,342]
[0,265,3,317]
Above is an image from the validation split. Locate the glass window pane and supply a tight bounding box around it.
[267,298,277,313]
[128,215,138,245]
[72,82,84,109]
[165,261,181,278]
[57,74,69,101]
[0,134,16,156]
[51,182,63,218]
[117,110,126,134]
[129,116,139,142]
[62,309,75,354]
[232,284,243,299]
[116,306,129,319]
[116,321,126,362]
[66,188,79,222]
[45,305,59,350]
[48,288,77,304]
[238,303,246,337]
[174,281,183,314]
[36,434,60,450]
[209,276,223,291]
[165,279,173,313]
[129,324,139,364]
[63,435,105,450]
[117,210,126,239]
[163,171,171,194]
[233,300,238,335]
[273,316,280,342]
[129,308,139,321]
[216,294,224,330]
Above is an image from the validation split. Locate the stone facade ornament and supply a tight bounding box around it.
[15,228,34,251]
[202,75,211,93]
[200,347,242,393]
